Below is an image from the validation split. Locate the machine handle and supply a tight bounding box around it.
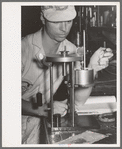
[36,92,42,107]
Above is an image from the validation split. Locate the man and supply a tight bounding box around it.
[22,5,113,144]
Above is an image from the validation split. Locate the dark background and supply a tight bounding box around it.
[22,6,42,37]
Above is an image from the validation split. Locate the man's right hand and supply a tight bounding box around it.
[37,99,68,117]
[37,103,48,117]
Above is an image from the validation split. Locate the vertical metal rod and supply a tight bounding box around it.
[62,62,67,76]
[83,30,86,69]
[70,62,75,127]
[104,41,106,48]
[50,64,54,131]
[79,6,82,32]
[61,46,67,77]
[97,6,100,27]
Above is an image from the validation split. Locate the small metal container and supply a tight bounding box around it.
[75,68,94,87]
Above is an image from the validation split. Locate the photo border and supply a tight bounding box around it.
[1,0,121,148]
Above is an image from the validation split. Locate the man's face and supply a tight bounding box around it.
[45,19,73,43]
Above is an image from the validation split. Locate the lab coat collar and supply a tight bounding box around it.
[32,28,46,56]
[32,28,43,49]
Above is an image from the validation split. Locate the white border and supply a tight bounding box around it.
[2,2,120,147]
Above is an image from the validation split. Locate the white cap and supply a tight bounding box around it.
[41,5,76,22]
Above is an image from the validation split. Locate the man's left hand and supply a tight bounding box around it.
[88,47,113,73]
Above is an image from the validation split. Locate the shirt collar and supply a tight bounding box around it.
[32,28,43,49]
[32,28,46,57]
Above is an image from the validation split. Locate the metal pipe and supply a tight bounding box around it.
[50,65,54,131]
[70,62,75,127]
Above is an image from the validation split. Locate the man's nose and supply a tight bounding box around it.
[60,22,67,32]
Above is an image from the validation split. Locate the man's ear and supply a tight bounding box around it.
[40,12,45,25]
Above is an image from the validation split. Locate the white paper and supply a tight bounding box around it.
[76,96,117,115]
[85,96,116,104]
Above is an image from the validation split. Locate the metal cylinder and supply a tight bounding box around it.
[53,114,61,127]
[62,62,67,76]
[75,68,94,87]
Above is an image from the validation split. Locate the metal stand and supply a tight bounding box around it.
[45,50,83,142]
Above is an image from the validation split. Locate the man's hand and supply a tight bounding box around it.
[88,47,113,73]
[53,99,68,116]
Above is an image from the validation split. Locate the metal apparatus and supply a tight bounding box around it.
[38,30,94,143]
[46,48,82,130]
[44,42,94,143]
